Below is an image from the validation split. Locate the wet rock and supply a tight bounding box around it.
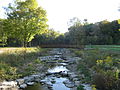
[47,83,53,89]
[54,55,60,58]
[60,71,68,77]
[27,82,35,86]
[51,80,56,84]
[40,80,47,84]
[24,76,35,83]
[63,80,75,88]
[19,83,27,89]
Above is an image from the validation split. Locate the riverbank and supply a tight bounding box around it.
[0,48,93,90]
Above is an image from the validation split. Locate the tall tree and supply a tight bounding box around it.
[6,0,48,47]
[0,19,8,47]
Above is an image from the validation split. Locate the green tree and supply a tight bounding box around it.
[0,19,7,47]
[6,0,48,47]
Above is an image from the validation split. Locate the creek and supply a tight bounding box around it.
[24,48,72,90]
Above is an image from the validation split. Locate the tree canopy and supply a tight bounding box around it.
[6,0,48,47]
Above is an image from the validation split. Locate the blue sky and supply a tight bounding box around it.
[0,0,120,33]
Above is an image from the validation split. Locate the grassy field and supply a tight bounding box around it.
[85,45,120,50]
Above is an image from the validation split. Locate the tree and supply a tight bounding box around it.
[0,19,8,47]
[6,0,48,47]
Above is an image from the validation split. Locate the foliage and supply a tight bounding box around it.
[5,0,48,47]
[77,85,84,90]
[73,46,120,89]
[0,47,48,79]
[66,18,120,45]
[0,62,20,81]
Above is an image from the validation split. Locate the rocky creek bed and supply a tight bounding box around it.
[0,48,92,90]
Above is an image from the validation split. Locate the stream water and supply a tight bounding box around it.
[24,49,71,90]
[24,65,70,90]
[23,48,92,90]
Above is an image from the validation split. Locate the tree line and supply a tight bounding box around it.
[0,0,120,47]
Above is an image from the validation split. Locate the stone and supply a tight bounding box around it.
[0,81,17,87]
[40,80,47,84]
[60,71,68,77]
[81,84,92,90]
[70,87,77,90]
[63,80,75,88]
[72,78,79,81]
[24,76,34,83]
[19,84,27,89]
[16,79,25,85]
[27,82,35,86]
[74,81,80,86]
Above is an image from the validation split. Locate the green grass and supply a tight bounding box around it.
[72,45,120,89]
[0,47,50,80]
[85,45,120,51]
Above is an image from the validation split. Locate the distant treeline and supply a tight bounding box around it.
[32,19,120,46]
[0,18,120,47]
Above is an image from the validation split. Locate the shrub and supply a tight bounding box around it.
[0,62,19,81]
[77,85,84,90]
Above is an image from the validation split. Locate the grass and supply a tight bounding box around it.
[0,47,50,80]
[85,45,120,51]
[72,45,120,89]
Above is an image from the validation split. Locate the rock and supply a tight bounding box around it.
[81,84,92,90]
[72,78,79,81]
[57,52,62,55]
[0,81,17,87]
[40,80,47,84]
[63,80,75,88]
[31,74,40,82]
[60,71,68,77]
[74,81,80,86]
[68,72,78,80]
[70,87,77,90]
[54,55,60,58]
[47,84,53,88]
[19,84,27,89]
[27,82,35,86]
[16,79,25,85]
[51,80,56,84]
[24,76,34,83]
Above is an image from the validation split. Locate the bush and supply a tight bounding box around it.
[93,71,120,90]
[77,85,84,90]
[0,62,19,81]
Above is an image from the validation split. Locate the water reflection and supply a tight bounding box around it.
[48,66,69,73]
[23,83,42,90]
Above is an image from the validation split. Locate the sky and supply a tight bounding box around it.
[0,0,120,33]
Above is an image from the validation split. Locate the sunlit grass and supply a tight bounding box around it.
[85,45,120,51]
[0,47,50,79]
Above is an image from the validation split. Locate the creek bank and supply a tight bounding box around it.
[0,48,92,90]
